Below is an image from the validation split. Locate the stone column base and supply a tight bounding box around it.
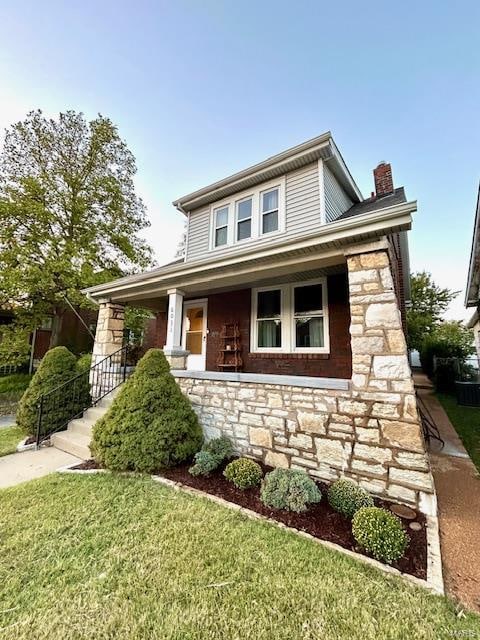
[163,348,189,370]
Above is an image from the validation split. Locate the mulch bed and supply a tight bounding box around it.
[70,458,427,579]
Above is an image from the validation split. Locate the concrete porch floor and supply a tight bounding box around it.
[415,373,480,612]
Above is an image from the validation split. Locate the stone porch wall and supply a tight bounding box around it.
[174,246,436,516]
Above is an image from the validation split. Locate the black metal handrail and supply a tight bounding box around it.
[35,344,132,447]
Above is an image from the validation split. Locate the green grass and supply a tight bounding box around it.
[437,393,480,471]
[0,373,31,402]
[0,474,478,639]
[0,424,23,456]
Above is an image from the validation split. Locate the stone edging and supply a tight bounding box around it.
[55,462,443,595]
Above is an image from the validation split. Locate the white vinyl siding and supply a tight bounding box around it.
[324,164,353,222]
[185,162,355,261]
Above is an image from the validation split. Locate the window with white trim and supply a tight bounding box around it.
[261,188,279,234]
[251,279,329,353]
[236,197,252,241]
[209,178,285,250]
[214,206,229,247]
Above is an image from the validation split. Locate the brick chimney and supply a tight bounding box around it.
[373,161,394,197]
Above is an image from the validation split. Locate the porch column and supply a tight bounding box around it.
[90,299,125,399]
[163,288,188,370]
[345,242,436,515]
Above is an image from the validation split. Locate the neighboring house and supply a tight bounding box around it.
[465,183,480,360]
[83,133,435,515]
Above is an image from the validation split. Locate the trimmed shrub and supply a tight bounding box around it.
[91,349,203,472]
[224,457,263,489]
[76,353,92,409]
[189,436,233,477]
[260,468,321,513]
[16,347,78,436]
[327,479,374,519]
[352,506,409,564]
[189,450,219,476]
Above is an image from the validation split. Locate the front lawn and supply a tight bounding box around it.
[0,474,478,639]
[0,424,23,456]
[0,373,31,400]
[437,393,480,471]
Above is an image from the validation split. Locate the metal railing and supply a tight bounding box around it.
[35,345,132,446]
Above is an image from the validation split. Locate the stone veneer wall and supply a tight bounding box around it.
[174,247,436,516]
[90,301,125,399]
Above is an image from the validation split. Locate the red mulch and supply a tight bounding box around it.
[70,459,101,470]
[71,458,427,579]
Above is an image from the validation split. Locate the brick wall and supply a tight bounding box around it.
[201,273,352,379]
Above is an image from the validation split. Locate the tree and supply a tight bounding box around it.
[406,271,458,351]
[0,110,153,347]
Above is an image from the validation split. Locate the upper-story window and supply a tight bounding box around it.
[236,197,252,241]
[214,206,229,247]
[261,188,279,234]
[209,178,285,251]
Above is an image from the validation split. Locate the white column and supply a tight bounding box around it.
[165,289,185,349]
[164,289,188,369]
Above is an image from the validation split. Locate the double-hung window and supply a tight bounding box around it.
[236,197,252,241]
[251,279,329,353]
[256,289,282,349]
[214,206,229,247]
[293,283,325,349]
[261,188,279,234]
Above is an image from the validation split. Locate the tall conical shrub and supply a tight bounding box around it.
[16,346,78,435]
[91,349,203,472]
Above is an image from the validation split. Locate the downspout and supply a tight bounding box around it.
[29,328,37,374]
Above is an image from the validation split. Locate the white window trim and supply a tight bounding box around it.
[250,277,330,354]
[235,194,254,243]
[259,185,281,236]
[213,205,230,248]
[209,177,286,251]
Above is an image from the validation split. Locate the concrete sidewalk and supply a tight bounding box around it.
[0,447,80,489]
[417,383,480,612]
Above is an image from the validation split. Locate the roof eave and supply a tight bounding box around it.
[465,183,480,307]
[83,200,416,302]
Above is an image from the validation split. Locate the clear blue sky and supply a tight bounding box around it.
[1,0,479,319]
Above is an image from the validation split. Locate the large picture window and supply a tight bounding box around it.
[251,279,329,353]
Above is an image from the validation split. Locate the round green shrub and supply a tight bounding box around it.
[189,436,233,476]
[327,479,374,519]
[189,450,219,476]
[16,346,78,436]
[223,457,263,489]
[76,353,92,409]
[91,349,203,472]
[352,506,409,564]
[260,468,321,513]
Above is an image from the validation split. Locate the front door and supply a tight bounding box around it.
[182,300,208,371]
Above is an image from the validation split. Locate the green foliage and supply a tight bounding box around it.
[189,450,219,477]
[76,353,92,409]
[223,457,263,489]
[91,349,203,472]
[420,321,475,383]
[407,271,458,351]
[124,306,153,346]
[260,468,322,513]
[0,373,32,396]
[16,347,78,435]
[0,110,153,341]
[352,507,409,564]
[0,323,31,367]
[327,479,374,519]
[189,436,233,477]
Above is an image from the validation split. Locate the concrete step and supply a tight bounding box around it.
[51,430,92,460]
[84,406,107,422]
[68,418,95,437]
[97,387,122,409]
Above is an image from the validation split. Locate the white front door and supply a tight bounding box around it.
[182,299,208,371]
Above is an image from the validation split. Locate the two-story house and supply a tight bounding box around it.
[80,133,436,515]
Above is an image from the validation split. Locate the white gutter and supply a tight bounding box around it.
[465,183,480,307]
[83,200,416,301]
